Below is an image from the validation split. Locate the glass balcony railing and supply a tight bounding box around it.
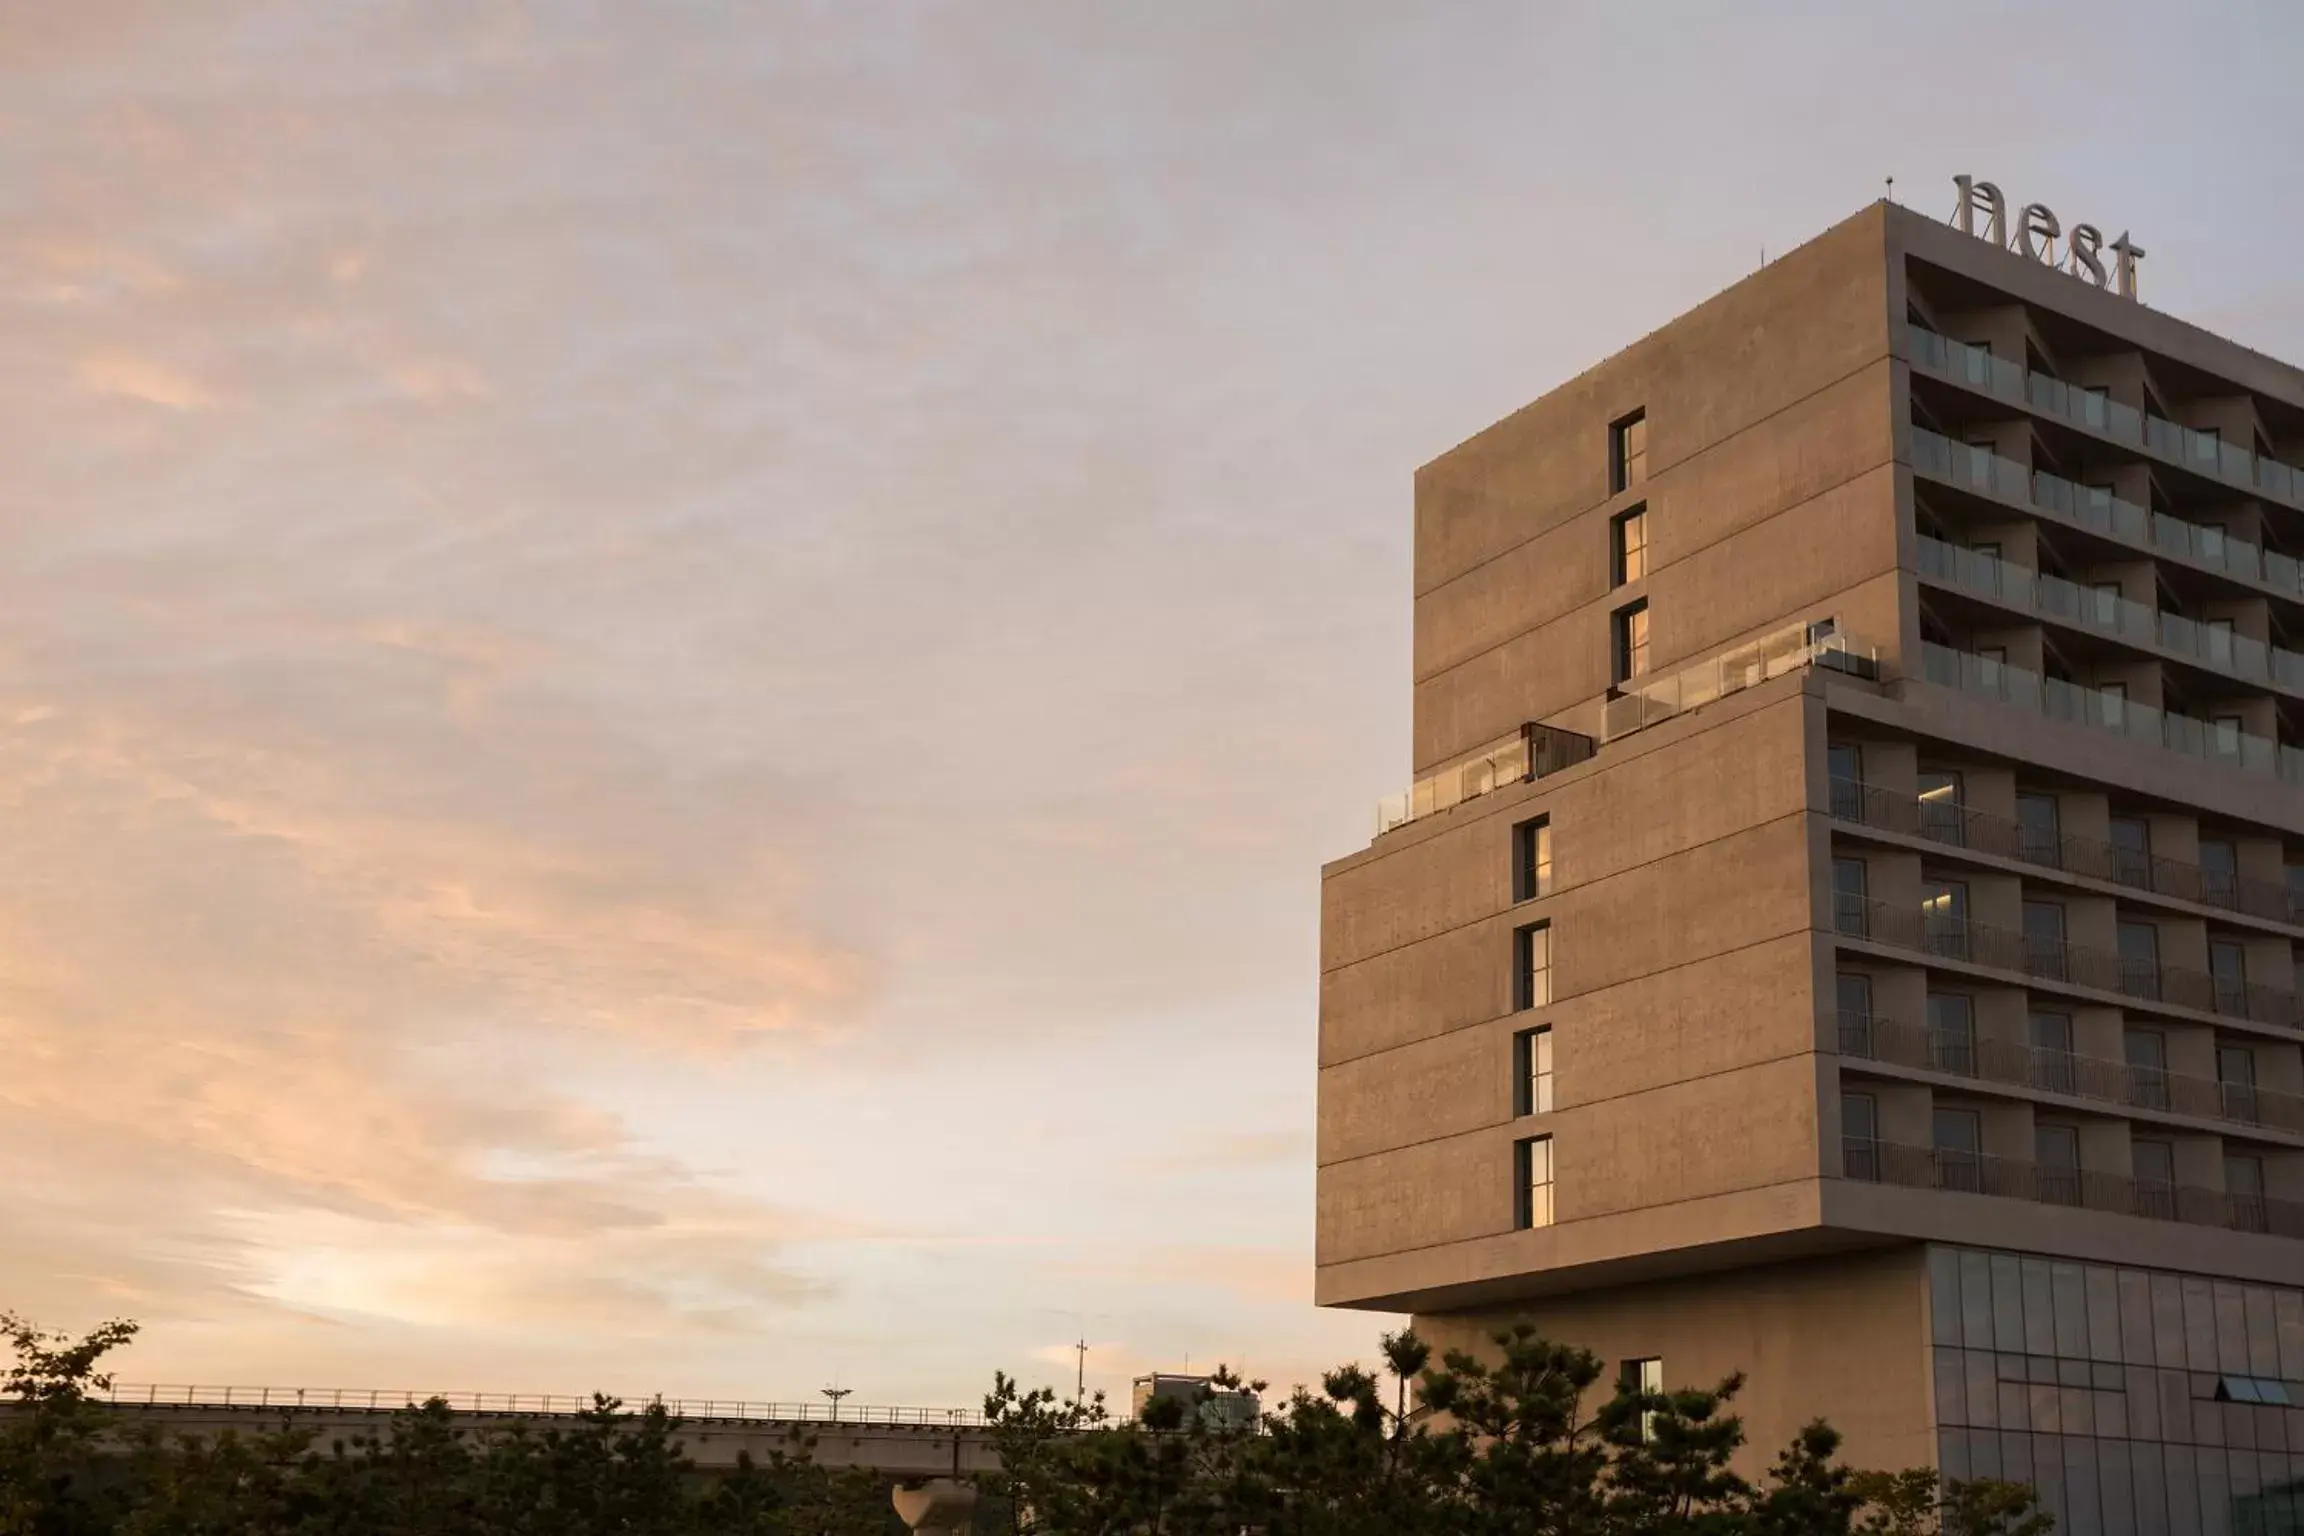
[1914,535,2304,693]
[1911,426,2304,601]
[1909,324,2304,512]
[1600,618,1879,742]
[1918,641,2304,788]
[1374,722,1594,837]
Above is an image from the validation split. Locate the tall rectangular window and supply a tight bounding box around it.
[1610,506,1648,585]
[1841,1092,1879,1181]
[2109,816,2152,888]
[1922,880,1969,961]
[2030,1011,2075,1095]
[1609,411,1647,493]
[1612,600,1650,685]
[1832,858,1869,938]
[1513,817,1552,902]
[2035,1124,2081,1206]
[2218,1043,2258,1124]
[2020,899,2066,981]
[2198,838,2238,907]
[1515,922,1552,1010]
[1516,1026,1554,1116]
[2209,939,2248,1015]
[1932,1107,1983,1192]
[2132,1138,2176,1218]
[2117,919,2161,999]
[2015,792,2061,868]
[1517,1136,1554,1229]
[2126,1028,2170,1111]
[1620,1357,1664,1442]
[2225,1155,2266,1232]
[1927,993,1976,1077]
[1835,971,1873,1034]
[1827,744,1863,821]
[1917,771,1964,845]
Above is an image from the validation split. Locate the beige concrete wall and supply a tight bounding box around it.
[1409,204,1896,771]
[1414,1247,1937,1482]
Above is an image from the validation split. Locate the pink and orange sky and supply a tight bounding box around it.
[3,1,2301,1409]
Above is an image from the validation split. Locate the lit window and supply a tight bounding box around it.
[1518,1136,1554,1229]
[1513,817,1552,902]
[1610,412,1647,493]
[1611,507,1648,585]
[1916,770,1963,845]
[1517,1026,1554,1116]
[1620,1357,1664,1442]
[1515,923,1551,1010]
[1612,601,1650,684]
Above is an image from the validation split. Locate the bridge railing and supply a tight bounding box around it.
[95,1384,991,1426]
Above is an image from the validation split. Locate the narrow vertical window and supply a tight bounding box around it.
[2021,900,2067,981]
[2217,1043,2258,1124]
[1610,506,1648,586]
[1619,1357,1664,1441]
[2225,1155,2266,1232]
[1926,993,1976,1077]
[1517,1136,1554,1229]
[2015,792,2061,868]
[2125,1028,2170,1111]
[1832,857,1869,938]
[2035,1124,2081,1206]
[1516,1026,1554,1116]
[1609,410,1647,494]
[2029,1011,2074,1095]
[1514,922,1551,1010]
[1612,600,1650,685]
[1916,770,1964,845]
[2209,939,2248,1016]
[2131,1137,2176,1219]
[1827,743,1863,821]
[1931,1107,1983,1193]
[2108,815,2152,888]
[2116,919,2161,1000]
[1512,816,1552,902]
[2197,838,2238,908]
[1841,1092,1879,1181]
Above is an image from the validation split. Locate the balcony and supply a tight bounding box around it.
[1599,617,1878,742]
[1915,535,2304,697]
[1918,641,2304,789]
[1840,1137,2304,1238]
[1909,325,2304,513]
[1828,775,2297,927]
[1374,723,1594,837]
[1836,1010,2304,1137]
[1831,893,2304,1031]
[1910,426,2304,605]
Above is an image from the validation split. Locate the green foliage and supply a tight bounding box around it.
[984,1325,2054,1536]
[4,1311,2050,1536]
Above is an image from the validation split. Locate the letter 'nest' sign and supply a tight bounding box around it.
[1951,175,2145,300]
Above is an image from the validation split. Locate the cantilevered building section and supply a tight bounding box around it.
[1318,193,2304,1530]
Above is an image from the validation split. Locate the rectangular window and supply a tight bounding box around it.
[1917,771,1964,845]
[2030,1011,2075,1095]
[2132,1138,2175,1218]
[1515,922,1551,1010]
[2035,1124,2081,1206]
[1611,506,1648,586]
[2090,580,2124,628]
[2108,816,2151,887]
[2217,1043,2257,1124]
[1842,1092,1879,1181]
[1922,880,1969,961]
[1512,817,1552,902]
[2225,1155,2266,1232]
[1619,1357,1664,1442]
[1609,411,1647,494]
[2212,714,2244,759]
[2015,792,2061,868]
[1835,973,1874,1052]
[1517,1136,1554,1229]
[1928,993,1977,1077]
[2126,1028,2170,1111]
[1827,743,1863,821]
[2117,919,2161,1000]
[2021,899,2067,981]
[1612,600,1650,684]
[1832,858,1869,938]
[2197,838,2238,908]
[2209,939,2247,1015]
[1516,1026,1554,1116]
[1932,1107,1983,1193]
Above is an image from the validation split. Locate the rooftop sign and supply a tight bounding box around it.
[1951,175,2144,300]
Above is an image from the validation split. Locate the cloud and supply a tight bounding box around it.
[73,352,215,408]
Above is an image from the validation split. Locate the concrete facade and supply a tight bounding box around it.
[1320,199,2304,1528]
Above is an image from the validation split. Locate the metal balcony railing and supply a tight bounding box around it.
[91,1384,991,1424]
[1909,325,2304,519]
[1827,775,2298,926]
[1830,894,2304,1031]
[1839,1137,2304,1238]
[1834,1010,2304,1136]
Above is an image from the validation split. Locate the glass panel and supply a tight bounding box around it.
[2184,1277,2219,1372]
[2032,1011,2076,1094]
[2024,900,2068,979]
[2017,792,2061,866]
[2085,1265,2122,1364]
[1992,1252,2026,1353]
[1923,880,1969,959]
[2129,1029,2172,1111]
[2119,920,2162,998]
[2199,838,2239,906]
[2111,816,2153,887]
[1918,770,1964,844]
[2023,1258,2057,1355]
[1929,994,1976,1075]
[1929,1248,1962,1348]
[1961,1250,1996,1349]
[2037,1129,2082,1206]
